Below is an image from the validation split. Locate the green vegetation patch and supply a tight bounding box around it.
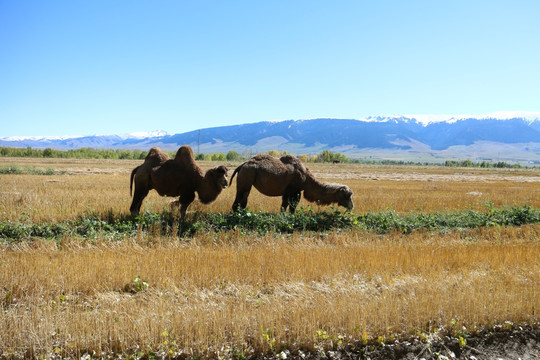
[0,205,538,243]
[359,204,539,233]
[0,165,60,175]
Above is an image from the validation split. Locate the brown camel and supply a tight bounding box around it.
[229,154,354,213]
[130,145,228,217]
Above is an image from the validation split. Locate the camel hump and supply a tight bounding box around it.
[280,154,302,166]
[174,145,194,160]
[279,154,297,164]
[174,145,198,166]
[280,154,307,172]
[145,147,170,167]
[251,153,274,162]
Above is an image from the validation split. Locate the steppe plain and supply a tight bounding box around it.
[0,157,539,359]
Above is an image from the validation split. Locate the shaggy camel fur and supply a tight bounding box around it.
[229,154,354,213]
[130,145,228,217]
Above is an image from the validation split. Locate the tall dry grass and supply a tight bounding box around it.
[0,158,538,223]
[1,226,539,356]
[0,158,539,357]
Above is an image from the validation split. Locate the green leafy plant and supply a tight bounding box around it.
[261,327,277,353]
[123,276,149,293]
[1,205,538,242]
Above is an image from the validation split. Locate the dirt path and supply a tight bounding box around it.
[314,171,540,183]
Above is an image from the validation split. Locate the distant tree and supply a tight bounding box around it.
[315,150,349,163]
[132,149,143,160]
[43,148,54,158]
[226,150,240,161]
[211,153,226,161]
[268,150,280,157]
[117,149,132,159]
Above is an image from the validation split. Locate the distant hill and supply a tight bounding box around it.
[2,112,540,163]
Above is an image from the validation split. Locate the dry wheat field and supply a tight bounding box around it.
[0,157,539,358]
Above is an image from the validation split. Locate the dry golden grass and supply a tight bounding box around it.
[0,157,539,357]
[1,157,538,223]
[1,227,539,356]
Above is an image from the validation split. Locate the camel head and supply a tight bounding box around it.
[206,165,229,189]
[197,165,229,204]
[336,185,354,210]
[304,180,354,210]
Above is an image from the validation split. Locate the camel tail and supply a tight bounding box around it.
[228,163,244,187]
[130,166,139,196]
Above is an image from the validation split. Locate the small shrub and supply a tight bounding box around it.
[123,276,149,293]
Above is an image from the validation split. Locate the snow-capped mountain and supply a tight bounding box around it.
[1,130,169,142]
[1,112,539,163]
[396,111,540,126]
[117,130,169,140]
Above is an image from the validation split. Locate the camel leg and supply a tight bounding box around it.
[178,192,195,218]
[232,186,251,212]
[280,194,289,212]
[130,188,149,216]
[282,186,301,213]
[288,191,301,214]
[282,191,301,214]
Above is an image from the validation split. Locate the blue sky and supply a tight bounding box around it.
[1,0,539,137]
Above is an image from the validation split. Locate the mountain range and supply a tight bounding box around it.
[2,112,540,163]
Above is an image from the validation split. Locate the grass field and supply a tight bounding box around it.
[0,157,538,358]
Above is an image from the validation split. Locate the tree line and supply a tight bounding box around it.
[0,146,527,168]
[0,146,350,163]
[0,146,149,159]
[443,159,522,169]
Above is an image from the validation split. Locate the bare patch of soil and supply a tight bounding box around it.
[266,326,540,360]
[314,171,540,183]
[360,327,539,360]
[62,166,129,175]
